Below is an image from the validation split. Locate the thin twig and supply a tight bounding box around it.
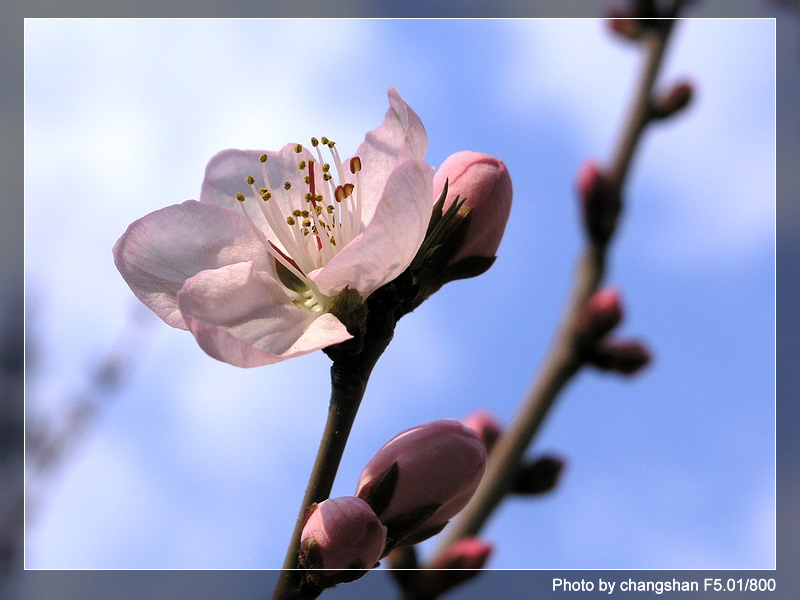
[271,322,395,600]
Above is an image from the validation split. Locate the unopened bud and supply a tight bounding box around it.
[462,410,502,453]
[415,538,492,596]
[576,288,624,345]
[356,419,487,547]
[513,455,565,495]
[433,151,513,264]
[298,497,387,587]
[606,12,642,40]
[577,160,620,243]
[430,537,493,570]
[652,81,694,120]
[587,339,652,375]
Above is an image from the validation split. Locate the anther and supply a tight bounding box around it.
[304,175,311,184]
[320,136,329,145]
[294,144,303,153]
[323,173,332,181]
[350,156,362,173]
[246,175,255,185]
[327,140,335,148]
[236,193,245,202]
[335,186,345,202]
[321,163,331,172]
[259,154,268,163]
[292,209,302,217]
[284,181,292,190]
[298,160,307,170]
[261,191,272,201]
[311,137,319,147]
[286,216,296,225]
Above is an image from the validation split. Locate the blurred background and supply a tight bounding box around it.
[22,16,774,574]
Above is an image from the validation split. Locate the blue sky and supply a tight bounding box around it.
[24,18,775,570]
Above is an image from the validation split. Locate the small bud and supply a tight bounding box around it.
[607,14,642,41]
[651,81,694,120]
[356,419,487,548]
[433,151,513,264]
[462,410,502,453]
[430,537,492,570]
[577,159,620,243]
[587,339,652,375]
[418,538,493,595]
[576,288,624,345]
[513,455,565,495]
[298,497,387,587]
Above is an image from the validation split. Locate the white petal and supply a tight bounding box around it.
[177,262,352,367]
[309,160,433,298]
[113,200,267,329]
[353,87,429,224]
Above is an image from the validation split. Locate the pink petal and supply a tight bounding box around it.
[176,262,352,367]
[113,200,267,329]
[309,159,433,298]
[200,145,315,213]
[354,87,429,224]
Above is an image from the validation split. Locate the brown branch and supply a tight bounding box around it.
[430,14,681,562]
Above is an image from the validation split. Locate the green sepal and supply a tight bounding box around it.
[327,286,367,338]
[356,461,399,518]
[382,502,441,554]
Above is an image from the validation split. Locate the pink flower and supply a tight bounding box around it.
[113,88,433,367]
[299,497,387,583]
[432,151,512,263]
[356,419,487,546]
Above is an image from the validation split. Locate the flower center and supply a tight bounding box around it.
[235,137,364,313]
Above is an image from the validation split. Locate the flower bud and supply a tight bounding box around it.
[577,159,620,244]
[575,288,624,345]
[606,11,642,41]
[513,455,565,495]
[298,497,387,586]
[421,538,493,595]
[462,410,502,453]
[429,537,492,570]
[433,151,512,264]
[652,81,694,120]
[587,339,652,375]
[356,419,487,547]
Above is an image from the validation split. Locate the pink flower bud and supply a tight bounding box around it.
[577,160,620,243]
[433,151,512,263]
[356,419,487,546]
[299,497,387,585]
[419,538,493,595]
[576,288,624,344]
[462,410,502,453]
[430,537,493,570]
